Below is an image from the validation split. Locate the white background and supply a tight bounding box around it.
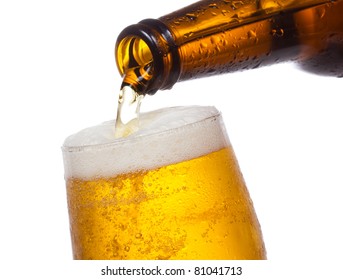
[0,0,342,279]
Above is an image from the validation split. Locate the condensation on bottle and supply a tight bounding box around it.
[115,0,343,95]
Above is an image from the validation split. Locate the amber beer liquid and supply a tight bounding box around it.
[63,106,266,259]
[116,0,343,94]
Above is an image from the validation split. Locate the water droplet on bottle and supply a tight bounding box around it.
[200,42,208,48]
[247,30,257,39]
[184,32,194,38]
[124,246,130,252]
[186,13,197,21]
[231,1,244,10]
[252,61,262,69]
[229,13,240,23]
[316,7,326,19]
[135,233,143,239]
[209,3,218,9]
[271,28,284,37]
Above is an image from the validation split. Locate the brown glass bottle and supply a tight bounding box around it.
[115,0,343,95]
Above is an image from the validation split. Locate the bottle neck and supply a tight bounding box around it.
[115,19,181,95]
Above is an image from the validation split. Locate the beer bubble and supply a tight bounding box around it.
[124,246,130,252]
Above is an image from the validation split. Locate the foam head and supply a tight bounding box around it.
[62,106,230,180]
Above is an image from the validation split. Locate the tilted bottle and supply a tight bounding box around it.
[115,0,343,94]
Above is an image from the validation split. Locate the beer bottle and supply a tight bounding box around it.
[115,0,343,95]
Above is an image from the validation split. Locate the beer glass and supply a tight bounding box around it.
[62,106,266,260]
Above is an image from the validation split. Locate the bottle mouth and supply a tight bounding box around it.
[115,19,180,95]
[116,35,154,93]
[116,36,153,78]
